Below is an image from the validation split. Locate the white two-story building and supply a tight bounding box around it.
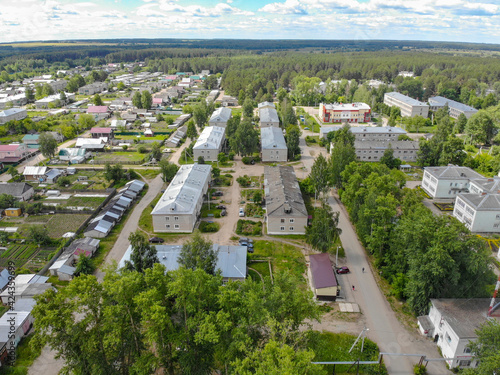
[422,166,484,199]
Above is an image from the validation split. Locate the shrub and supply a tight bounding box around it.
[228,151,235,160]
[199,221,219,233]
[236,219,262,236]
[57,176,71,187]
[236,175,251,187]
[413,364,427,375]
[138,145,148,153]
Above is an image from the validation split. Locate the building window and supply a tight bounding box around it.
[174,224,180,229]
[290,219,294,223]
[280,226,285,231]
[496,214,500,220]
[445,333,452,344]
[459,360,471,367]
[289,227,294,231]
[165,217,170,221]
[174,216,179,221]
[166,224,170,228]
[463,347,472,354]
[281,219,285,223]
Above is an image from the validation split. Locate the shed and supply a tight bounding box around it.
[5,208,21,217]
[45,169,62,184]
[308,253,339,301]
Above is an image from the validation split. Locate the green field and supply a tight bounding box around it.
[93,151,146,163]
[0,244,38,260]
[0,244,54,271]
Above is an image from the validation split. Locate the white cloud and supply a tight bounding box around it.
[259,0,308,15]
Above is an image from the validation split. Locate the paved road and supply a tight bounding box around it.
[328,193,449,375]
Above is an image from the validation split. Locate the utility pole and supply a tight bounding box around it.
[349,326,369,354]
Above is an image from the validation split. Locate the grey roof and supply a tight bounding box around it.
[259,107,280,124]
[309,253,337,289]
[126,179,146,193]
[258,101,276,109]
[0,269,10,290]
[119,244,247,279]
[85,219,113,234]
[424,165,484,180]
[430,299,500,338]
[58,264,76,276]
[470,177,500,194]
[0,108,26,117]
[152,164,211,215]
[193,126,225,151]
[322,125,406,135]
[209,107,232,123]
[428,96,478,113]
[354,140,419,150]
[458,193,500,211]
[261,127,287,150]
[385,92,428,107]
[45,169,62,180]
[264,166,307,218]
[0,183,33,198]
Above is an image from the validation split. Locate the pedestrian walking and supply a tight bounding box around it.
[352,285,355,291]
[362,267,365,273]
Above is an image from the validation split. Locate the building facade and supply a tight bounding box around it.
[208,107,232,127]
[261,127,287,162]
[320,125,407,140]
[0,108,27,124]
[319,103,371,123]
[259,107,280,128]
[354,140,419,162]
[453,193,500,233]
[264,166,308,235]
[384,92,429,117]
[192,126,225,162]
[151,164,211,233]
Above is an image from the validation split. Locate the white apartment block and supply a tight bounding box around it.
[428,96,478,119]
[208,107,232,127]
[418,299,499,369]
[421,166,484,199]
[454,193,500,233]
[354,140,419,162]
[192,126,225,162]
[261,126,287,162]
[384,92,429,118]
[151,164,211,233]
[320,125,407,141]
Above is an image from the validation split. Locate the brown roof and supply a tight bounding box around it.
[309,253,337,289]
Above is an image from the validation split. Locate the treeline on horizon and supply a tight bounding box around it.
[1,38,500,64]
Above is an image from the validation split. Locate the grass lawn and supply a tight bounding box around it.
[27,111,48,117]
[307,331,386,374]
[138,192,162,234]
[94,151,146,163]
[137,169,161,181]
[247,261,271,279]
[64,196,107,209]
[46,214,90,238]
[117,135,169,141]
[236,219,263,236]
[249,239,306,280]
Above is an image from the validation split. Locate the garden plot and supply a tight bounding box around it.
[0,244,52,270]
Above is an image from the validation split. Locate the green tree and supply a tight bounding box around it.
[379,145,402,170]
[285,125,301,160]
[186,120,198,140]
[463,320,500,375]
[217,152,227,164]
[229,119,259,156]
[242,98,254,119]
[78,114,95,130]
[253,190,262,205]
[141,90,152,109]
[465,110,496,144]
[0,193,16,209]
[329,143,356,189]
[42,83,54,98]
[27,226,51,245]
[75,254,95,276]
[93,93,103,106]
[193,101,209,129]
[309,154,330,199]
[116,81,126,90]
[198,156,205,164]
[104,163,124,183]
[7,167,20,182]
[159,160,179,183]
[150,142,162,162]
[132,91,142,109]
[225,115,240,138]
[455,113,468,133]
[38,132,58,159]
[178,231,218,275]
[306,202,342,253]
[57,176,71,187]
[25,86,34,102]
[124,230,159,273]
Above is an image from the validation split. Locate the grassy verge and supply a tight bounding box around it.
[0,334,41,375]
[138,192,162,234]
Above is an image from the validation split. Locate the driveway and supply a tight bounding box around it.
[328,193,449,375]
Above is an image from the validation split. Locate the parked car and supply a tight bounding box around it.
[212,191,223,197]
[216,205,226,209]
[247,246,254,253]
[239,237,248,245]
[221,209,227,216]
[149,237,165,244]
[336,266,350,274]
[239,207,245,217]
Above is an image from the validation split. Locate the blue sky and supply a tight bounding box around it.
[1,0,499,44]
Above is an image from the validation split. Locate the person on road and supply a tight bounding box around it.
[362,267,365,273]
[352,285,355,291]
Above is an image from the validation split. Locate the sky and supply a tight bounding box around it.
[0,0,499,44]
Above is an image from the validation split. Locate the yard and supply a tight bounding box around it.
[244,203,265,218]
[236,219,262,236]
[93,151,147,164]
[1,213,91,238]
[248,239,306,281]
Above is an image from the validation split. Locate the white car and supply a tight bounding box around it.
[239,207,245,217]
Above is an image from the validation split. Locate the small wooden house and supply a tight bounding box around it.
[5,208,21,217]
